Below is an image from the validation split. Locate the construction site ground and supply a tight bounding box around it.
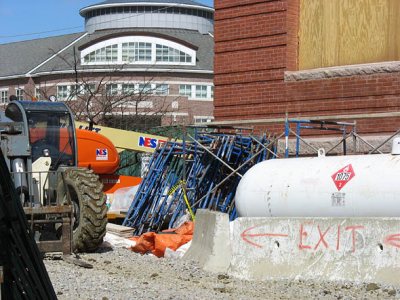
[44,247,398,300]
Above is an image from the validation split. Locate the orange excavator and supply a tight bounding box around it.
[75,121,168,194]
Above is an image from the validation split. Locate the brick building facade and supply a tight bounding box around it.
[213,0,400,136]
[0,0,215,131]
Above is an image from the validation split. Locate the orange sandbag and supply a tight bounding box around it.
[130,221,194,257]
[173,221,194,236]
[130,232,156,255]
[152,233,192,257]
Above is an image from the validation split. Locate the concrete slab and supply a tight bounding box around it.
[183,209,231,273]
[230,217,400,286]
[186,210,400,286]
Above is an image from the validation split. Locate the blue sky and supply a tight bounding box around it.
[0,0,214,44]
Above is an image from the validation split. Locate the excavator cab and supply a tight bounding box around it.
[27,110,76,170]
[5,101,78,170]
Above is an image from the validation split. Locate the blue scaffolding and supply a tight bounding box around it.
[123,127,277,234]
[284,118,357,157]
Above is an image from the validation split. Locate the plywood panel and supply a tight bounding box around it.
[299,0,400,70]
[387,0,400,59]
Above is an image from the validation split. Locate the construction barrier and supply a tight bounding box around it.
[185,209,400,286]
[184,210,231,273]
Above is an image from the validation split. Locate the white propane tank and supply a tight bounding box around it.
[235,153,400,217]
[392,136,400,154]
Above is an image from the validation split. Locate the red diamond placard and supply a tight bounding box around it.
[331,164,355,191]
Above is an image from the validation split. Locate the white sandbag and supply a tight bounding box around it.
[109,185,139,212]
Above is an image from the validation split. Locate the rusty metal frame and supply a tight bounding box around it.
[24,206,73,255]
[12,170,74,255]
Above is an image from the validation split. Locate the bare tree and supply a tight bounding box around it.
[36,48,186,131]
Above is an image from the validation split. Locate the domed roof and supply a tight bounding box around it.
[80,0,213,15]
[80,0,214,34]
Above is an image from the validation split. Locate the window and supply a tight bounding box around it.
[103,83,170,97]
[106,84,119,96]
[195,85,208,99]
[56,84,82,100]
[194,116,214,124]
[57,86,69,100]
[154,84,169,95]
[179,85,192,97]
[82,83,96,94]
[122,42,152,62]
[180,84,213,100]
[138,83,151,94]
[171,101,179,109]
[81,36,196,66]
[70,85,81,97]
[122,84,135,95]
[84,44,118,63]
[155,44,192,63]
[0,90,8,103]
[35,88,42,100]
[15,88,24,100]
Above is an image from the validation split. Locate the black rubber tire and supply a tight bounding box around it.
[57,168,107,252]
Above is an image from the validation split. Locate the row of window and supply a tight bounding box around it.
[194,116,214,124]
[56,84,95,100]
[104,83,169,96]
[83,42,192,64]
[56,83,170,100]
[104,83,214,99]
[1,84,214,103]
[84,6,213,20]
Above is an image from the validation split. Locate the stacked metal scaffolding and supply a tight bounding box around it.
[123,129,277,234]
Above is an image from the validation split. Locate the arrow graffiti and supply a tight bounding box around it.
[241,226,288,248]
[384,233,400,249]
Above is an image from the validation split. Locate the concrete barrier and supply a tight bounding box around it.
[183,210,231,273]
[186,210,400,286]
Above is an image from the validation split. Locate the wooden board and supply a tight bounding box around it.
[107,211,127,220]
[106,223,134,238]
[299,0,400,70]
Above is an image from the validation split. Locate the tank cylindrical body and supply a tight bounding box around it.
[235,154,400,217]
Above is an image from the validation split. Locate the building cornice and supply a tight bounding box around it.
[0,67,213,80]
[79,2,214,16]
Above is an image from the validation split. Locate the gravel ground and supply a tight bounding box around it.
[44,247,399,300]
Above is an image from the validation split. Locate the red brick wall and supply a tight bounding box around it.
[214,0,400,135]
